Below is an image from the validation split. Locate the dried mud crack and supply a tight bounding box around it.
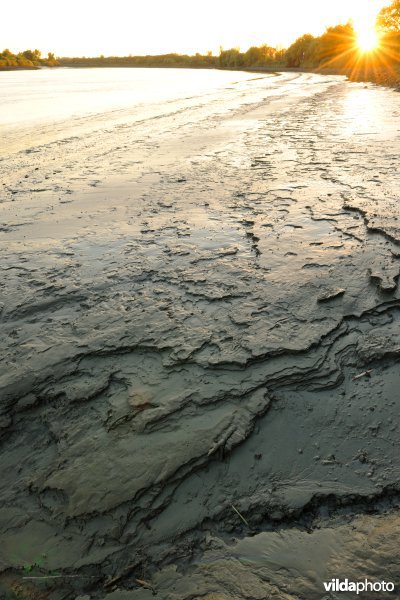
[1,73,400,599]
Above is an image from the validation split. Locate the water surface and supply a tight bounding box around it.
[1,67,275,153]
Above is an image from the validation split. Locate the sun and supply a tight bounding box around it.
[357,27,380,53]
[352,6,381,54]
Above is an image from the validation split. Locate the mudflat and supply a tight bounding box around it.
[0,69,399,599]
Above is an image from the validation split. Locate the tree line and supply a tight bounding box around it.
[219,0,399,76]
[59,0,400,77]
[2,0,399,81]
[59,52,217,69]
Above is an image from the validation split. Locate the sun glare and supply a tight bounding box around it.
[356,26,380,52]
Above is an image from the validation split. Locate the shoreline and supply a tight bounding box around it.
[0,65,40,71]
[2,62,399,89]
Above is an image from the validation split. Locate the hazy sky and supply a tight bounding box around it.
[2,0,388,57]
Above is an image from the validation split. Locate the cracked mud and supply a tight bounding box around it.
[1,72,400,599]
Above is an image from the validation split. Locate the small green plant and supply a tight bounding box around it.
[22,553,47,573]
[23,562,39,573]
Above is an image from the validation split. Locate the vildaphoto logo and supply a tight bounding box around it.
[323,579,395,594]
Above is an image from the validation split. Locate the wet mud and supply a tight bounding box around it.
[0,72,400,599]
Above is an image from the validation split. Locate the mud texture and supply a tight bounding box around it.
[0,72,400,599]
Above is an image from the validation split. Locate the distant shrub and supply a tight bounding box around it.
[0,48,59,69]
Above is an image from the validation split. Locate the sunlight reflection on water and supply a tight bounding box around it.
[340,85,396,139]
[0,67,264,128]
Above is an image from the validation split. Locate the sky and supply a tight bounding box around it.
[1,0,389,57]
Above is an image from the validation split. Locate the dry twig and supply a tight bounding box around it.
[352,370,372,381]
[231,504,250,527]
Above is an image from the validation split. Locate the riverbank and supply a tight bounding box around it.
[0,65,39,71]
[228,64,400,88]
[3,61,399,90]
[348,65,400,88]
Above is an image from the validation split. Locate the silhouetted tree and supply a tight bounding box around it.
[317,22,356,67]
[285,34,316,67]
